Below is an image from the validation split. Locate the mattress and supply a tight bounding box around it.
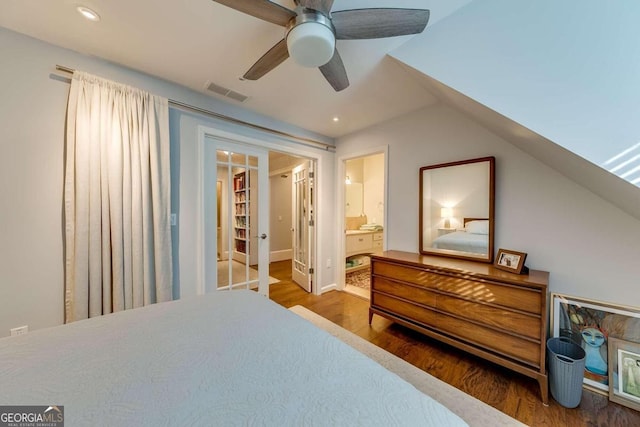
[0,291,467,426]
[432,231,488,254]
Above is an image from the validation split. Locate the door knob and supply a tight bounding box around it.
[260,233,267,240]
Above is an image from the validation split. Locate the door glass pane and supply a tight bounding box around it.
[217,150,230,163]
[231,152,246,165]
[215,148,261,291]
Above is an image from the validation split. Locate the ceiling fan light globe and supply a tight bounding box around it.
[287,22,335,68]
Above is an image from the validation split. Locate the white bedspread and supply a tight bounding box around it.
[0,291,467,426]
[432,231,488,254]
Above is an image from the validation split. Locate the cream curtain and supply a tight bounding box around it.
[64,71,173,322]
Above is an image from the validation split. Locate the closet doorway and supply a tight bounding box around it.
[199,126,322,297]
[342,151,387,299]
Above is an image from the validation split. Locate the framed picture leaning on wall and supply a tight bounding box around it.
[608,337,640,411]
[550,293,640,395]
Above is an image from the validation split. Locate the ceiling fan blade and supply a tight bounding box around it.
[212,0,296,26]
[297,0,334,14]
[332,8,430,40]
[243,39,289,80]
[319,49,349,92]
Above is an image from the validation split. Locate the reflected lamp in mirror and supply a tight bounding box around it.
[440,207,453,229]
[419,157,495,263]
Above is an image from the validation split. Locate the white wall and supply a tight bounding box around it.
[0,28,336,337]
[336,104,640,307]
[270,174,292,254]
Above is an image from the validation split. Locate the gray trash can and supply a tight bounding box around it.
[547,337,586,408]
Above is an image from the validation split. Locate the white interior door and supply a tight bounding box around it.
[203,136,269,296]
[291,161,314,292]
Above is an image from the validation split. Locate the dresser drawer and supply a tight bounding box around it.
[372,232,383,241]
[436,294,541,340]
[372,277,436,308]
[437,278,541,314]
[437,313,541,367]
[372,293,436,326]
[372,262,439,289]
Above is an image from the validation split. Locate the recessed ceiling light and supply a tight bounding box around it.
[332,117,339,122]
[77,6,101,22]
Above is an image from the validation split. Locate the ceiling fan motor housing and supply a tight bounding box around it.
[286,12,335,68]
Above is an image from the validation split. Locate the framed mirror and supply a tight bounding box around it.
[419,157,495,263]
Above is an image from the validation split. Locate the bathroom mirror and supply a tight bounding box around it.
[419,157,495,263]
[345,182,363,217]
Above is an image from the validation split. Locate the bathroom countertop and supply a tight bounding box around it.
[346,229,381,235]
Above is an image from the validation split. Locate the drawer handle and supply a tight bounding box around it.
[358,238,363,242]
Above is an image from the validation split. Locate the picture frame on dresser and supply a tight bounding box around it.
[550,293,640,395]
[608,337,640,411]
[494,248,528,274]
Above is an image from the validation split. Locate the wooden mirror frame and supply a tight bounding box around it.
[419,156,495,263]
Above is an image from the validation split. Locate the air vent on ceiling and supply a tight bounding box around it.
[205,81,249,103]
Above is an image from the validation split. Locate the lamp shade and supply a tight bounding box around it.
[441,207,453,218]
[287,22,335,68]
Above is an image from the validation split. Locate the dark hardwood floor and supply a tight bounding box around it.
[269,260,640,427]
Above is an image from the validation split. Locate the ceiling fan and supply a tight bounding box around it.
[212,0,430,92]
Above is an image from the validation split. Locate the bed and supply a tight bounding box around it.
[0,290,467,426]
[431,219,489,254]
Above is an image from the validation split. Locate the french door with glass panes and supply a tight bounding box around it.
[203,135,269,295]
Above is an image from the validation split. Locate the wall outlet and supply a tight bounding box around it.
[10,325,28,336]
[326,258,331,268]
[170,213,177,226]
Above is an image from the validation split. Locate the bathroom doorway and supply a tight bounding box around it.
[342,151,386,299]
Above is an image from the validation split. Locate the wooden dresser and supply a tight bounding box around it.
[369,250,549,404]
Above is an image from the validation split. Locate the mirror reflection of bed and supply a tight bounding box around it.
[431,218,489,255]
[419,157,495,263]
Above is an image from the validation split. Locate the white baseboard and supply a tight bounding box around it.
[320,283,337,294]
[270,249,292,262]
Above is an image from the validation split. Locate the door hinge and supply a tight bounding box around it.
[309,268,314,274]
[309,171,314,178]
[308,219,314,226]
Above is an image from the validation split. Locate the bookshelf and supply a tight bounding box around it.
[233,171,248,260]
[232,169,258,265]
